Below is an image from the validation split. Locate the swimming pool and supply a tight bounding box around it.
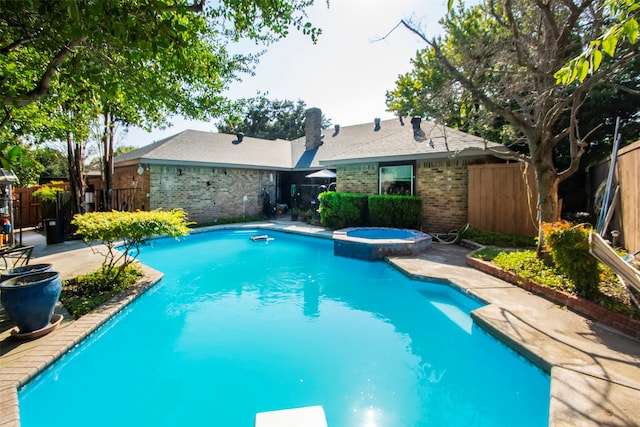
[19,229,550,426]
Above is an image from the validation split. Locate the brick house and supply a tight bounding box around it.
[114,108,513,231]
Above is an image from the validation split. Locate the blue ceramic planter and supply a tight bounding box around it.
[0,271,62,333]
[1,263,53,282]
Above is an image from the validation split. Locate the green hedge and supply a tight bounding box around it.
[543,221,600,298]
[368,195,421,229]
[318,192,368,229]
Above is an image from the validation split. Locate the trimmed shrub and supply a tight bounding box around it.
[368,195,421,229]
[542,221,600,298]
[72,209,191,286]
[318,192,368,229]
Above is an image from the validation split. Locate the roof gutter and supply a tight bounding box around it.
[319,147,517,166]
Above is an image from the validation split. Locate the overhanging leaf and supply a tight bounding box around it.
[623,18,639,43]
[591,49,603,71]
[577,58,589,82]
[602,32,619,56]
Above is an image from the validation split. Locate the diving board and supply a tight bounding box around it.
[255,405,328,427]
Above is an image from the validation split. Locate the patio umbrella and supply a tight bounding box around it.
[305,169,336,179]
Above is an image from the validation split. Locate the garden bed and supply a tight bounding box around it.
[466,254,640,339]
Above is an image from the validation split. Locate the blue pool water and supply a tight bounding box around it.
[347,227,418,239]
[19,229,550,426]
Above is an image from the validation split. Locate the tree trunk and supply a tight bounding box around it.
[531,141,560,256]
[66,131,85,215]
[101,110,114,211]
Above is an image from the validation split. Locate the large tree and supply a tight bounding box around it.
[1,0,320,210]
[216,94,331,140]
[387,0,640,252]
[1,0,319,109]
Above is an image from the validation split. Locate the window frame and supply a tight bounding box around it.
[378,163,414,196]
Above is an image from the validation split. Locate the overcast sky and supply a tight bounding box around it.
[122,0,449,147]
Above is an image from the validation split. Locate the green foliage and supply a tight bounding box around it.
[389,1,640,233]
[461,226,536,247]
[1,0,320,173]
[471,247,509,261]
[6,143,45,186]
[216,94,331,140]
[190,214,266,227]
[114,145,137,157]
[493,250,572,292]
[72,209,190,283]
[386,10,515,146]
[368,195,421,229]
[60,264,143,318]
[318,192,368,229]
[542,221,601,298]
[303,208,316,223]
[32,181,65,202]
[556,0,639,84]
[33,147,68,179]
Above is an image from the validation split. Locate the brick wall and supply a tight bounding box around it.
[416,159,468,232]
[336,163,378,194]
[148,165,272,223]
[112,165,150,211]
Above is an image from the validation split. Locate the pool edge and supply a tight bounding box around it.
[0,265,163,427]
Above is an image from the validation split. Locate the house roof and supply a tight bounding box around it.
[114,130,293,170]
[115,117,513,170]
[310,118,513,166]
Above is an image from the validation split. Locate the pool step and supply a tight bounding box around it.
[255,405,328,427]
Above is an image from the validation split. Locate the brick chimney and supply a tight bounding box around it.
[305,108,323,151]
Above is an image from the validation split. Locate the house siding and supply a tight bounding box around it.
[148,165,274,223]
[416,159,468,232]
[336,163,378,194]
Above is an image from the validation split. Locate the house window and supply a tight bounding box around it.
[379,165,413,195]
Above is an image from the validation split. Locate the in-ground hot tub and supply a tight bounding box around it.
[333,227,432,261]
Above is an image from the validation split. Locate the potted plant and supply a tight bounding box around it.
[1,263,52,282]
[305,209,315,224]
[290,207,300,221]
[0,270,62,335]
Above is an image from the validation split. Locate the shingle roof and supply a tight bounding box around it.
[115,130,293,170]
[115,118,512,170]
[308,118,512,166]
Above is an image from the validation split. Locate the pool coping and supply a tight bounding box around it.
[1,223,640,426]
[332,227,433,260]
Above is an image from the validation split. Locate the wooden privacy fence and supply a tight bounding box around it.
[468,162,538,237]
[12,185,74,230]
[13,187,42,229]
[590,140,640,253]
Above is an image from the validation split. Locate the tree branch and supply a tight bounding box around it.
[0,108,13,130]
[2,37,85,107]
[398,20,532,133]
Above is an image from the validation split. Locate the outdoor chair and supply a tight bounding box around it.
[0,245,34,272]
